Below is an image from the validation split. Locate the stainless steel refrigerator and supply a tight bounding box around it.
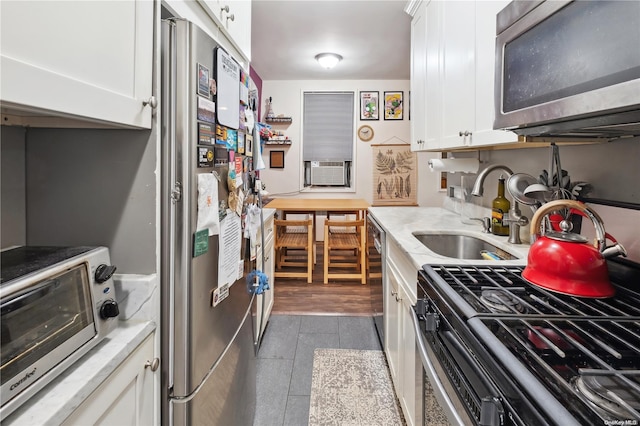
[160,18,257,426]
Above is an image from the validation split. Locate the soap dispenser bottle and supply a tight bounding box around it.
[491,175,510,236]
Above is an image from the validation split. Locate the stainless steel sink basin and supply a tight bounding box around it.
[413,233,518,260]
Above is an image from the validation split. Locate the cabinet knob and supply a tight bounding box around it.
[227,13,235,22]
[459,130,471,137]
[220,5,230,13]
[145,358,160,372]
[142,96,158,109]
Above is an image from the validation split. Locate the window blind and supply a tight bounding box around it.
[303,92,354,161]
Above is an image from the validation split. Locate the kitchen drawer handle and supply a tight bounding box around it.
[145,358,160,372]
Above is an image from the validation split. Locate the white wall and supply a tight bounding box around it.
[258,79,445,207]
[1,126,27,248]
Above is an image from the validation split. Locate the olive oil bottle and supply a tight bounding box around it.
[491,176,510,236]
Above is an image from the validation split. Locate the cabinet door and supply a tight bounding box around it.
[0,1,153,129]
[470,0,518,147]
[440,1,476,149]
[256,217,275,340]
[425,0,443,150]
[410,2,428,151]
[62,334,155,426]
[260,237,275,336]
[400,290,416,426]
[385,264,402,390]
[199,0,252,62]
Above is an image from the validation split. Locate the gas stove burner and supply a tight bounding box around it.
[574,374,640,419]
[480,289,526,313]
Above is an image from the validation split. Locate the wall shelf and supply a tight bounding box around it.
[265,117,292,124]
[264,140,292,147]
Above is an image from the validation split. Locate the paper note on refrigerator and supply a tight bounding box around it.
[218,211,242,287]
[197,173,220,235]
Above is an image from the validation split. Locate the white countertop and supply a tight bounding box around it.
[4,321,156,426]
[368,206,530,270]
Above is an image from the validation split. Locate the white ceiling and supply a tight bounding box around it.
[250,0,412,81]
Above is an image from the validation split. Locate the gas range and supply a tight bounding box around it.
[416,261,640,426]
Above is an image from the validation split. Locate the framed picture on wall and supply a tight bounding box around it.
[270,150,285,169]
[384,91,403,120]
[360,91,379,120]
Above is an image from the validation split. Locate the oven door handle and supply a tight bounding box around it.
[411,307,468,426]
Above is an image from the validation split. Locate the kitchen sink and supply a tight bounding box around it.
[413,233,518,260]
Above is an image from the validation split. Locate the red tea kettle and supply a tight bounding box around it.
[522,200,626,298]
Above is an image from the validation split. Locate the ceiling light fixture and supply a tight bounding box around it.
[315,53,343,70]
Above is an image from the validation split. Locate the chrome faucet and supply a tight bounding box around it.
[470,164,513,196]
[471,164,528,244]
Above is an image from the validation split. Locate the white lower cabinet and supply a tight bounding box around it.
[385,267,402,387]
[256,215,275,341]
[385,240,417,426]
[62,333,155,426]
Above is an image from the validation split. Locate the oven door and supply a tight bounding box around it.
[1,263,96,414]
[413,298,504,426]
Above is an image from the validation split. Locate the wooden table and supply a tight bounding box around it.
[266,198,370,218]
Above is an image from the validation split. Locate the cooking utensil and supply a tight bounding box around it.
[524,183,553,203]
[507,173,540,211]
[570,181,594,198]
[550,143,562,190]
[522,200,626,298]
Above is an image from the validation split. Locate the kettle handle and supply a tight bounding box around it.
[530,199,606,251]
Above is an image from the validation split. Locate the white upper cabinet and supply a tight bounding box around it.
[408,0,517,151]
[440,2,476,149]
[198,0,252,63]
[424,0,443,150]
[409,1,427,151]
[0,1,154,129]
[471,1,519,147]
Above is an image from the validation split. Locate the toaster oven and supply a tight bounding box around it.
[0,246,120,420]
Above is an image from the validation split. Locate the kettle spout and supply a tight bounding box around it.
[602,243,627,259]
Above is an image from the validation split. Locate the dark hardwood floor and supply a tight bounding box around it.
[271,242,375,316]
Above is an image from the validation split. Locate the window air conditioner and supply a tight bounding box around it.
[310,161,346,186]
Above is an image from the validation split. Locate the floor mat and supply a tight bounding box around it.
[308,348,404,426]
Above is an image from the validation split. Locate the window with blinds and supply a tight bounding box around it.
[302,92,355,187]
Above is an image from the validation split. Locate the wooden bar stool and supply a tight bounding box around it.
[323,218,366,284]
[274,216,314,284]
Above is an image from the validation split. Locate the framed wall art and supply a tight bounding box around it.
[384,91,403,120]
[372,144,417,206]
[360,91,379,120]
[269,150,285,169]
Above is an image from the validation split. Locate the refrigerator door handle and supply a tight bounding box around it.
[169,293,256,404]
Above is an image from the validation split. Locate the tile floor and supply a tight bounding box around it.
[253,314,382,426]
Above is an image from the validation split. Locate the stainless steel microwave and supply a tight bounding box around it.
[0,246,120,420]
[493,0,640,138]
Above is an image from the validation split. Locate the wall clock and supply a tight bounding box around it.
[357,125,374,141]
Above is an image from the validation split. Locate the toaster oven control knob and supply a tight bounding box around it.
[95,264,117,283]
[100,299,120,319]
